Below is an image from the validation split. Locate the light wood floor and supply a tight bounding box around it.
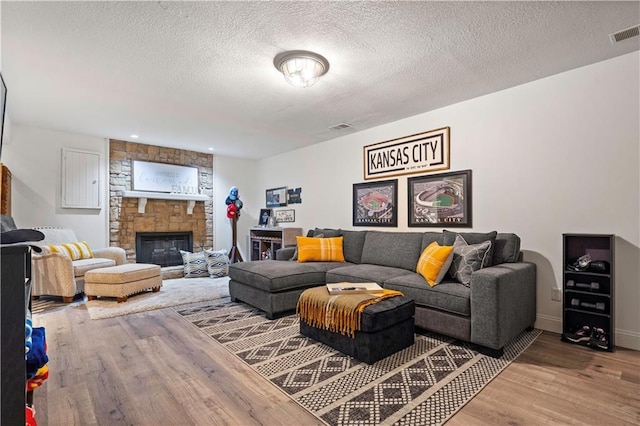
[32,303,640,425]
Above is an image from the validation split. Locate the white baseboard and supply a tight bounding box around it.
[535,314,640,351]
[535,314,562,333]
[615,329,640,351]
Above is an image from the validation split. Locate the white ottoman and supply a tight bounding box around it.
[85,263,162,303]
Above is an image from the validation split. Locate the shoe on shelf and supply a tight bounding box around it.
[566,325,591,343]
[591,327,609,350]
[567,254,592,271]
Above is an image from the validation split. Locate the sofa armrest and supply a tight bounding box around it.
[31,252,77,297]
[469,262,536,350]
[276,246,296,261]
[92,247,127,265]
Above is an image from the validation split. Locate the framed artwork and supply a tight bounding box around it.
[133,161,199,194]
[266,186,287,208]
[363,127,450,180]
[353,179,398,227]
[408,169,472,227]
[258,208,272,226]
[274,209,295,223]
[287,187,302,204]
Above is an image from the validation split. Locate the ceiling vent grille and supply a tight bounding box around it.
[329,122,353,131]
[609,25,640,44]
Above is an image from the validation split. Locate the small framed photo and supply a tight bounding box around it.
[266,186,287,208]
[353,179,398,227]
[258,208,272,226]
[287,187,302,204]
[408,169,472,227]
[274,209,295,223]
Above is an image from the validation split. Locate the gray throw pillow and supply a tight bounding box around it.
[314,228,342,238]
[443,230,497,267]
[448,235,492,286]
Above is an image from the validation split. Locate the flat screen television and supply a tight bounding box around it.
[0,72,6,162]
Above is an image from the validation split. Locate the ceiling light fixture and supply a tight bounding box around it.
[130,134,139,139]
[274,50,330,88]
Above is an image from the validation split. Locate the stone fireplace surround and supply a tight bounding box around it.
[109,140,214,264]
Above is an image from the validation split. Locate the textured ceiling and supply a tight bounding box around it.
[2,1,639,159]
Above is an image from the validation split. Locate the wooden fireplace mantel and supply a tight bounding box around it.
[122,191,209,215]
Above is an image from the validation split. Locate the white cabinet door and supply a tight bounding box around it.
[61,148,101,209]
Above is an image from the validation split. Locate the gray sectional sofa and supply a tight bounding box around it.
[228,228,536,356]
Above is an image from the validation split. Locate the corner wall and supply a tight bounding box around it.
[254,52,640,349]
[213,155,260,260]
[2,124,109,248]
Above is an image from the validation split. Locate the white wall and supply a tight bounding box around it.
[255,52,640,350]
[213,155,259,259]
[2,124,109,248]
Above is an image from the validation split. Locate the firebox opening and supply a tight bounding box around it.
[136,232,193,267]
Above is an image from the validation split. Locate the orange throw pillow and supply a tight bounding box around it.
[296,236,345,263]
[416,241,454,287]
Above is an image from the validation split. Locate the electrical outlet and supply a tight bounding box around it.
[552,288,562,301]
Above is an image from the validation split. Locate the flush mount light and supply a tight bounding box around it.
[274,50,330,88]
[130,134,139,139]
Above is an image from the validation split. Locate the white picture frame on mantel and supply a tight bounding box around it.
[133,160,199,194]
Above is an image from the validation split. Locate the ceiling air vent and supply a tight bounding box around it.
[329,122,353,131]
[609,25,640,44]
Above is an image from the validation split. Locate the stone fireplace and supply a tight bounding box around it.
[109,140,214,264]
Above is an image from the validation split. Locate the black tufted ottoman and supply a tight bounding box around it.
[300,295,415,364]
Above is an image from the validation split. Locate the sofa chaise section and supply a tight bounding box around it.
[229,259,351,319]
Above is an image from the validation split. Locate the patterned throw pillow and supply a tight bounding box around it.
[296,236,345,263]
[443,230,497,267]
[47,241,94,260]
[204,249,230,278]
[448,235,492,286]
[180,250,209,278]
[416,241,455,287]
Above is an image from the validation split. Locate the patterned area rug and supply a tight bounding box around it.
[85,276,230,319]
[175,298,541,426]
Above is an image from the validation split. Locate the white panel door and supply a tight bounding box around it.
[61,148,101,209]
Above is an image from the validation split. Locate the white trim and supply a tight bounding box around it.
[615,328,640,351]
[535,314,562,334]
[123,191,208,214]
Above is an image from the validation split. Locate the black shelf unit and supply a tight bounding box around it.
[1,245,32,425]
[561,234,615,351]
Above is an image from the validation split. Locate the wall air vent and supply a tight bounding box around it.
[329,122,353,131]
[609,25,640,44]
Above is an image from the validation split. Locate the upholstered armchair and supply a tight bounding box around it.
[31,228,126,302]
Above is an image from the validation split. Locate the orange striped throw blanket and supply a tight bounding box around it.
[296,286,403,338]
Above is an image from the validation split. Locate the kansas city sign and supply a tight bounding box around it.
[363,127,450,180]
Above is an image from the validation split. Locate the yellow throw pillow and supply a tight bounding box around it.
[416,241,454,287]
[296,236,345,263]
[47,241,94,260]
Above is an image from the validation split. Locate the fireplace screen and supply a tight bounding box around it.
[136,232,193,267]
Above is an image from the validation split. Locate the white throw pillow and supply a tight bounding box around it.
[180,250,209,278]
[204,249,230,277]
